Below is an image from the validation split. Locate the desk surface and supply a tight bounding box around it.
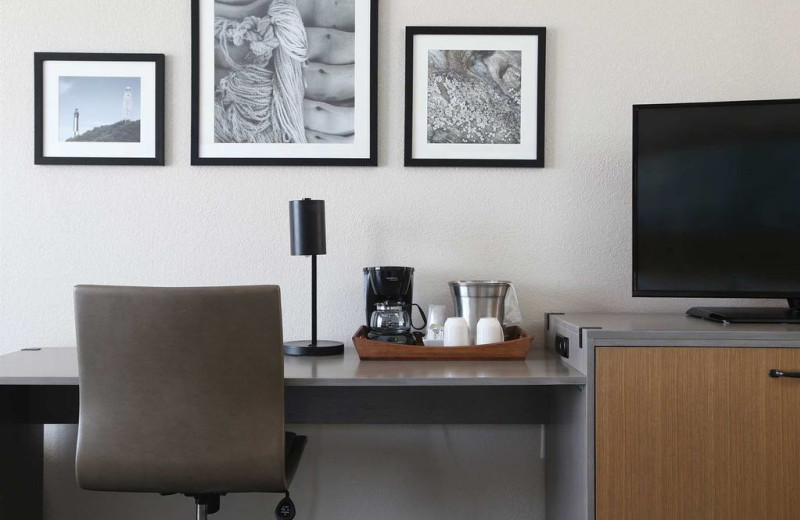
[0,347,586,387]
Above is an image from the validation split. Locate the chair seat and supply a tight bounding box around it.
[285,432,307,486]
[162,432,307,498]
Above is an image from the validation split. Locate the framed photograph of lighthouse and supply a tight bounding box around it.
[34,53,165,165]
[191,0,378,166]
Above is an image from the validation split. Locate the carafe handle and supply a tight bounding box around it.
[411,303,428,331]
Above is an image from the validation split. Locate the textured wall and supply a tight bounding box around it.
[2,0,800,351]
[2,1,800,518]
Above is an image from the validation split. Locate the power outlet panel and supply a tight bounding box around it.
[555,334,569,359]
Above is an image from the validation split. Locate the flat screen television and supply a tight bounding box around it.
[632,98,800,323]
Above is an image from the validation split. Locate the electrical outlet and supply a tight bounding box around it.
[555,334,569,359]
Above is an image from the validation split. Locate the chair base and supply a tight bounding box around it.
[188,494,221,518]
[285,433,307,486]
[283,340,344,356]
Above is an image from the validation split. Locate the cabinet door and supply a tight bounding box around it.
[596,347,800,520]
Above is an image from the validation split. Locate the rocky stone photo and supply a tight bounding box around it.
[426,50,521,145]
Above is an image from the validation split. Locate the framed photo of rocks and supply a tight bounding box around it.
[34,53,165,166]
[404,27,546,168]
[191,0,378,166]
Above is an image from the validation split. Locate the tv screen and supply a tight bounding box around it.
[633,99,800,298]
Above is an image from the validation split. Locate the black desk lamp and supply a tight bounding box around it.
[283,199,344,356]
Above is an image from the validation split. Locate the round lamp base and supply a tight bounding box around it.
[283,340,344,357]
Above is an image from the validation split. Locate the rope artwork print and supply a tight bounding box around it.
[214,0,356,145]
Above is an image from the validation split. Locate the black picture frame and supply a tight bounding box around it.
[404,27,546,168]
[34,52,165,166]
[191,0,379,166]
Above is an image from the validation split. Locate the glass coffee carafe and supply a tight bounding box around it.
[367,302,420,345]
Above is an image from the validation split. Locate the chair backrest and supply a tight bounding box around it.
[74,285,287,494]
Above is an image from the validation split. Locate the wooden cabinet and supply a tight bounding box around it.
[596,347,800,520]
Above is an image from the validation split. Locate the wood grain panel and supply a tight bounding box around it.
[596,347,800,520]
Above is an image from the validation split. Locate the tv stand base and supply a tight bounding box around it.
[687,303,800,324]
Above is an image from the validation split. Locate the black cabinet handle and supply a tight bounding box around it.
[769,369,800,378]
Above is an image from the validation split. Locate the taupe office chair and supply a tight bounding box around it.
[74,285,305,519]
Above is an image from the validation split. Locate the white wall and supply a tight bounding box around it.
[2,1,800,519]
[3,0,799,352]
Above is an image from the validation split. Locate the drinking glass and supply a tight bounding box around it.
[426,304,447,340]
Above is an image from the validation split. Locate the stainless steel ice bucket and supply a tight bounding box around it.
[448,280,511,342]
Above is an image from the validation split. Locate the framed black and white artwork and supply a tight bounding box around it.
[191,0,378,166]
[34,53,165,166]
[404,27,546,168]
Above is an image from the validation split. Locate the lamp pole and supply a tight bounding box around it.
[311,254,317,345]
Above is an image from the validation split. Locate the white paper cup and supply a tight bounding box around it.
[443,317,470,346]
[476,317,504,345]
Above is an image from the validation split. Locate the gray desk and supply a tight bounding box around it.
[0,346,585,387]
[0,346,585,520]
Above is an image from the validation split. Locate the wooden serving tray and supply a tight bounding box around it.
[352,326,533,361]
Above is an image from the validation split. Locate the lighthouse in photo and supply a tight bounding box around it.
[58,76,142,143]
[122,86,133,122]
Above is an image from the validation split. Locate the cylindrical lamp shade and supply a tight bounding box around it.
[289,199,326,256]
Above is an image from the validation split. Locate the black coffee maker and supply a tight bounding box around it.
[363,267,427,344]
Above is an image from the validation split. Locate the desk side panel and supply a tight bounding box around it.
[0,389,44,519]
[545,385,588,520]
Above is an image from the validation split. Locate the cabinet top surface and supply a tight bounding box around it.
[552,313,800,342]
[0,347,586,386]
